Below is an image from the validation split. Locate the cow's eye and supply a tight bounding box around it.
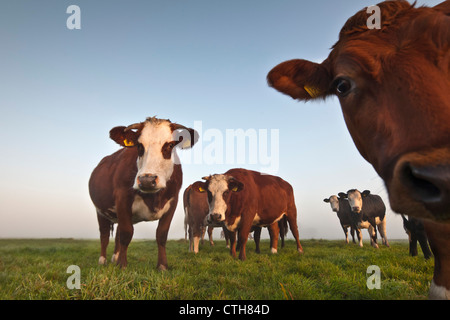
[333,77,353,97]
[137,143,145,157]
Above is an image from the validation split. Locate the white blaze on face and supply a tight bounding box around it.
[347,190,363,213]
[328,195,340,212]
[134,120,177,191]
[206,175,230,222]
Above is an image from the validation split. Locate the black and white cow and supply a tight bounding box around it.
[324,195,355,244]
[324,194,376,247]
[341,189,390,248]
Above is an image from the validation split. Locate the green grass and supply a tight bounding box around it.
[0,238,434,300]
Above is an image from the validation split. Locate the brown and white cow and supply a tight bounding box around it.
[183,183,229,253]
[194,168,303,260]
[268,0,450,299]
[89,117,198,270]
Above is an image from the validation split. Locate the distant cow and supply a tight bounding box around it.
[401,215,432,260]
[89,117,198,269]
[324,194,375,247]
[267,0,450,298]
[324,195,356,244]
[183,183,229,253]
[341,190,389,248]
[194,168,303,260]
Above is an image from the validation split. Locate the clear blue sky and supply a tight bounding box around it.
[0,0,442,241]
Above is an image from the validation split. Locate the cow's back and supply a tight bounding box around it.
[225,168,295,220]
[362,194,386,219]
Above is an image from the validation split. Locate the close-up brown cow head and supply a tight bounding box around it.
[268,0,450,222]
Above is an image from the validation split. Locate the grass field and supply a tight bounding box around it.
[0,238,434,300]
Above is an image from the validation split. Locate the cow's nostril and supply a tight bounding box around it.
[401,163,442,203]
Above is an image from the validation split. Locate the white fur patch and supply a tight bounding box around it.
[429,279,450,300]
[98,256,107,265]
[225,216,241,232]
[206,175,230,221]
[132,195,173,223]
[134,120,176,191]
[347,191,362,212]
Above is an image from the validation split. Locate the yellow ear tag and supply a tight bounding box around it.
[231,187,238,192]
[123,139,134,147]
[198,187,206,193]
[304,85,323,99]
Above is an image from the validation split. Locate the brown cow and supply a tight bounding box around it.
[185,182,287,253]
[193,168,303,260]
[89,117,198,270]
[268,0,450,299]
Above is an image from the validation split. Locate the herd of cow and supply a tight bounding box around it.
[88,1,450,299]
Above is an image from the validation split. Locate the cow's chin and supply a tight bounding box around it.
[388,148,450,222]
[138,187,162,194]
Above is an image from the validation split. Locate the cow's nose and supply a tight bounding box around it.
[352,207,360,212]
[138,174,158,190]
[401,162,450,214]
[211,213,222,221]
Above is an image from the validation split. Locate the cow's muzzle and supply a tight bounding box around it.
[390,149,450,221]
[137,174,160,193]
[208,213,223,223]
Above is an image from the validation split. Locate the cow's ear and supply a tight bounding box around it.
[362,190,371,197]
[228,178,244,192]
[338,192,347,199]
[267,59,332,101]
[172,124,199,149]
[323,198,330,203]
[192,181,207,193]
[110,126,139,148]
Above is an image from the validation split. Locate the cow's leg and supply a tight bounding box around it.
[228,230,237,258]
[286,212,303,254]
[188,225,193,252]
[116,218,133,268]
[97,212,111,265]
[208,226,214,246]
[418,233,432,260]
[193,225,201,254]
[410,233,419,257]
[350,226,356,244]
[155,206,176,271]
[341,224,349,244]
[200,226,205,245]
[223,226,230,248]
[253,227,262,254]
[423,220,450,300]
[268,223,280,254]
[356,228,363,247]
[112,228,120,263]
[237,224,251,261]
[378,219,390,247]
[368,224,379,249]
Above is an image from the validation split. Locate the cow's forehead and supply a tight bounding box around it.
[348,190,361,198]
[329,195,338,202]
[138,119,173,146]
[207,175,229,193]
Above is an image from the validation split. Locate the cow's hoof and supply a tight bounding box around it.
[158,264,168,271]
[98,256,107,265]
